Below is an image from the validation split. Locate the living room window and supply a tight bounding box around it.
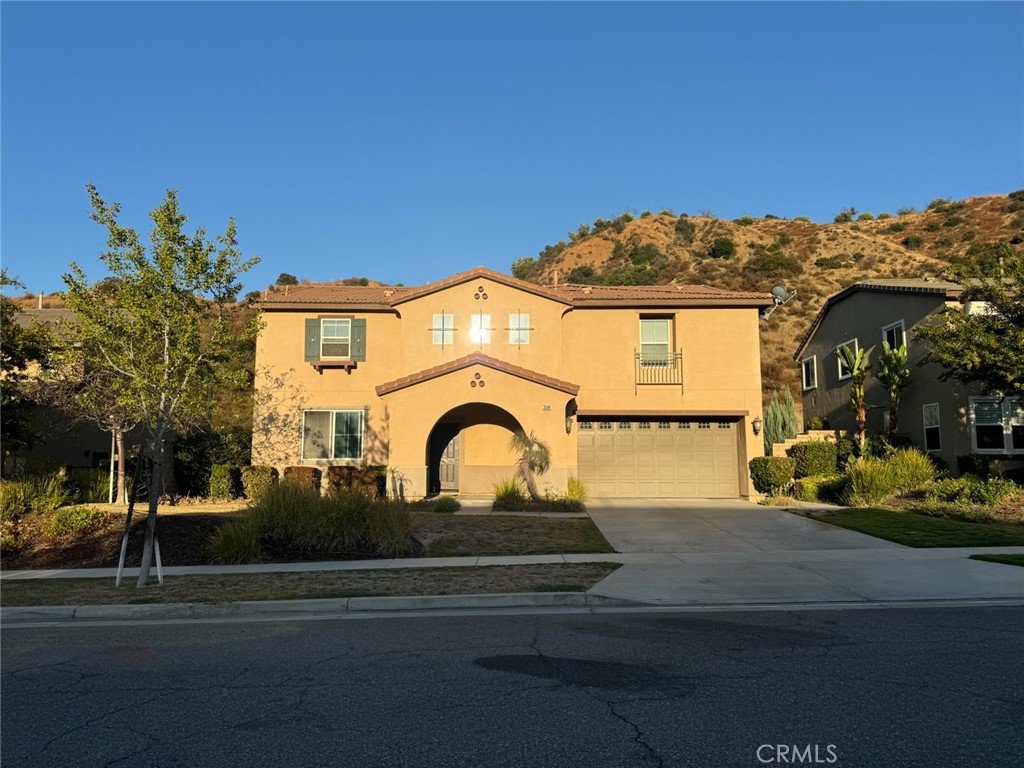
[883,321,905,349]
[922,403,941,452]
[639,318,672,366]
[302,410,365,460]
[970,397,1024,454]
[432,314,454,346]
[836,338,858,380]
[320,319,351,359]
[508,313,530,345]
[801,356,817,390]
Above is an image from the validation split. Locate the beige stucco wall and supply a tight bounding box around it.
[253,276,765,498]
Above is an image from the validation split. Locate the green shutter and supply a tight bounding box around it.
[351,319,367,362]
[304,318,320,361]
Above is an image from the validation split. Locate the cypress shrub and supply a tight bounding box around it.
[789,441,838,478]
[241,465,278,502]
[763,390,799,454]
[749,457,797,494]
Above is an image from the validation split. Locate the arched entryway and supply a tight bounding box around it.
[425,403,524,495]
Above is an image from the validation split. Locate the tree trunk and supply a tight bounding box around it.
[116,429,127,507]
[136,438,163,587]
[521,468,540,501]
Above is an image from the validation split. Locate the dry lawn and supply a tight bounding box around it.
[415,513,614,556]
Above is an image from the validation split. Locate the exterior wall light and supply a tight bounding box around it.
[752,416,763,436]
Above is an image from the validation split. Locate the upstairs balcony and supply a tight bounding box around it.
[635,349,683,393]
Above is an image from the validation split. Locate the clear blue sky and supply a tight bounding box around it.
[2,1,1022,296]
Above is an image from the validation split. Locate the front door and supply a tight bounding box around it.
[439,430,459,492]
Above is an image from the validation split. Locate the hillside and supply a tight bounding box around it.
[514,193,1024,400]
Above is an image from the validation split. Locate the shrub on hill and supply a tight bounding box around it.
[675,217,697,244]
[605,264,658,285]
[747,250,803,277]
[566,266,601,284]
[857,212,875,221]
[886,221,907,233]
[734,216,754,226]
[707,237,736,259]
[793,216,812,223]
[902,235,924,250]
[877,212,893,220]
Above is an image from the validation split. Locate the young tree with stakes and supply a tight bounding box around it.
[63,185,259,586]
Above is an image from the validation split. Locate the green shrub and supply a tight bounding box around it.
[566,266,600,284]
[927,198,950,212]
[943,215,962,228]
[659,208,674,216]
[929,476,1018,506]
[566,475,588,501]
[815,255,847,269]
[208,520,261,564]
[886,448,936,492]
[857,212,875,221]
[747,250,803,277]
[957,454,991,478]
[833,210,854,224]
[511,257,536,279]
[605,264,658,285]
[962,230,976,242]
[763,390,799,455]
[749,457,796,494]
[209,464,241,500]
[835,437,857,469]
[433,495,461,513]
[886,221,907,233]
[896,206,916,216]
[733,216,754,226]
[902,235,924,250]
[792,475,844,503]
[674,217,697,244]
[493,477,524,504]
[69,468,110,504]
[844,458,897,506]
[28,474,78,512]
[0,479,34,520]
[806,416,828,430]
[707,237,736,259]
[877,212,893,220]
[44,505,108,538]
[789,441,838,478]
[174,426,252,497]
[283,466,322,493]
[640,210,652,218]
[924,222,941,233]
[793,216,812,223]
[241,465,278,502]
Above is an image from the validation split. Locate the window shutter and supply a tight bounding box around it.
[304,318,321,361]
[351,319,367,362]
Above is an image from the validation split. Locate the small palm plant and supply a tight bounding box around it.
[507,430,551,501]
[876,342,911,441]
[837,343,875,452]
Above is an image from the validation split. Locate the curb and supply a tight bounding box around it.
[0,592,638,624]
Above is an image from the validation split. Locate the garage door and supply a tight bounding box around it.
[577,419,740,498]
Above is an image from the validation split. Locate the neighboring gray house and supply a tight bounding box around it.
[794,279,1023,475]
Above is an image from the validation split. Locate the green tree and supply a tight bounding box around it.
[62,185,260,586]
[508,430,551,501]
[837,344,875,451]
[511,257,536,280]
[707,237,736,259]
[876,342,911,441]
[275,272,298,286]
[915,254,1024,395]
[0,271,52,457]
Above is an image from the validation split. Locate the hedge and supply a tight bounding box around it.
[789,441,837,478]
[282,466,322,493]
[748,457,796,494]
[210,464,242,500]
[325,465,386,498]
[241,465,278,502]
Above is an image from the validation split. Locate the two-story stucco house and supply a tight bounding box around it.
[794,278,1023,475]
[253,267,772,499]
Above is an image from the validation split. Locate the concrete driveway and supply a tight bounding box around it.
[586,498,900,553]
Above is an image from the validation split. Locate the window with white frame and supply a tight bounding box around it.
[970,397,1024,454]
[836,339,858,380]
[432,314,454,346]
[883,321,905,349]
[639,318,672,366]
[320,319,351,359]
[922,403,941,452]
[801,356,817,390]
[470,314,491,344]
[508,313,530,345]
[302,410,365,460]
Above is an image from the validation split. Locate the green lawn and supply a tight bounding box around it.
[969,554,1024,567]
[805,508,1024,548]
[0,562,623,607]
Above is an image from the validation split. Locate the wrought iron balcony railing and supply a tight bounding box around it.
[635,350,683,392]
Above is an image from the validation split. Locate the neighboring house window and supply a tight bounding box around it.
[883,321,905,349]
[922,403,941,452]
[836,338,858,380]
[470,314,492,344]
[966,301,995,316]
[432,314,454,346]
[970,397,1024,454]
[801,356,817,390]
[302,410,364,460]
[639,318,672,366]
[508,313,530,345]
[320,319,351,359]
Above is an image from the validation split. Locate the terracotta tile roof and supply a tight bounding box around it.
[793,278,964,360]
[388,266,572,306]
[559,283,771,305]
[260,284,409,308]
[375,351,580,396]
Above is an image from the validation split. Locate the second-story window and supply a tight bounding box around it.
[640,318,671,366]
[321,319,351,359]
[471,314,491,344]
[509,313,530,345]
[432,314,454,346]
[883,321,905,349]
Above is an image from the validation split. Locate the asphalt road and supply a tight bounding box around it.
[2,606,1022,767]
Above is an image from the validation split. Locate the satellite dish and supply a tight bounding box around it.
[770,285,789,304]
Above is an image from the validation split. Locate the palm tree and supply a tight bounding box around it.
[508,430,551,501]
[876,342,911,441]
[837,344,875,452]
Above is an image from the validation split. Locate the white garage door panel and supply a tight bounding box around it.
[577,419,739,498]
